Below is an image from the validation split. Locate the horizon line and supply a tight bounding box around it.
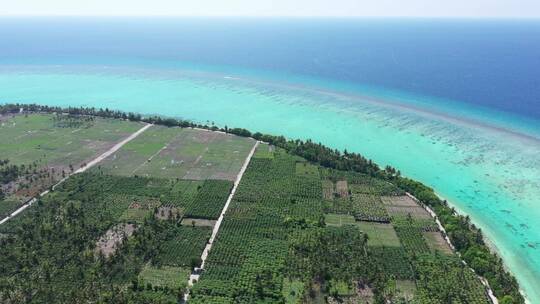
[1,15,540,19]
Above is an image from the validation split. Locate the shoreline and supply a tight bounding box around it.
[427,191,531,304]
[406,192,499,304]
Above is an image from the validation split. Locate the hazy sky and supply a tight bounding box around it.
[1,0,540,17]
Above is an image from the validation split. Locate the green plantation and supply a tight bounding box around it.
[0,108,524,304]
[189,146,492,304]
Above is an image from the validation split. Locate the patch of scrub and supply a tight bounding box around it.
[282,278,304,304]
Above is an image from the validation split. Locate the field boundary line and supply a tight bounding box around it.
[0,123,153,225]
[184,140,259,300]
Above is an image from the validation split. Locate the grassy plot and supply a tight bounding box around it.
[325,213,356,227]
[355,222,401,247]
[99,126,255,180]
[253,143,274,159]
[0,114,142,216]
[0,114,142,167]
[97,125,179,176]
[138,264,190,290]
[423,231,453,255]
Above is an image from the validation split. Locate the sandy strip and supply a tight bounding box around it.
[183,140,259,301]
[0,123,153,225]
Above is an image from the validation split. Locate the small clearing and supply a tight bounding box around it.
[335,180,349,198]
[181,218,217,227]
[95,223,136,258]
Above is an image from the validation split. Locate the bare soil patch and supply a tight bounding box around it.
[381,195,418,207]
[385,205,431,219]
[95,223,137,258]
[335,180,349,198]
[181,218,217,227]
[322,180,335,200]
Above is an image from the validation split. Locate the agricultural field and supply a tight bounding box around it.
[188,146,490,303]
[0,113,143,217]
[97,126,255,180]
[0,115,493,304]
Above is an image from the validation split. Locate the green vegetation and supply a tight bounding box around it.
[0,173,216,303]
[0,104,524,303]
[138,264,190,290]
[185,180,232,219]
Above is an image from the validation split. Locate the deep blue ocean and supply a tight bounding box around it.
[1,18,540,302]
[1,17,540,119]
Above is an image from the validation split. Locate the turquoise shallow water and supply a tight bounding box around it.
[1,64,539,302]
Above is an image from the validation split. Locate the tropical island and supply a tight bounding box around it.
[0,103,524,304]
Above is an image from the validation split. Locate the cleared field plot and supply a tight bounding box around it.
[138,264,190,290]
[381,195,418,207]
[385,205,431,220]
[355,222,401,247]
[335,180,349,198]
[181,218,217,227]
[253,143,274,159]
[325,213,356,227]
[423,231,453,255]
[322,180,334,200]
[0,114,142,167]
[154,226,211,268]
[99,126,255,180]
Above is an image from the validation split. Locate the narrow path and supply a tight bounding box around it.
[0,123,153,225]
[183,140,259,301]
